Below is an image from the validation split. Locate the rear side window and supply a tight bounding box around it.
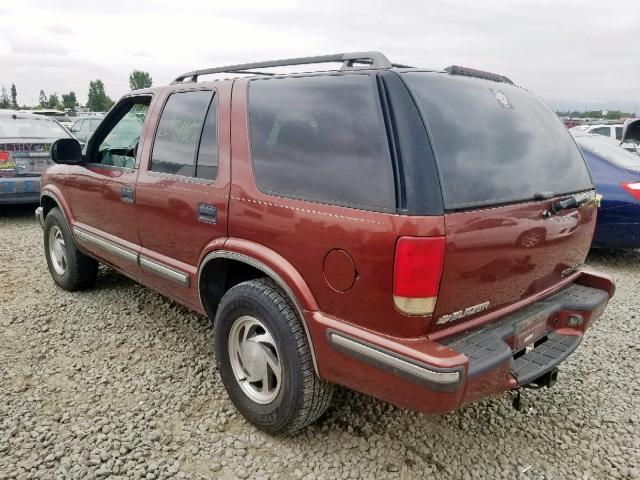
[151,90,217,179]
[248,75,394,211]
[402,72,593,210]
[591,126,611,137]
[615,126,623,140]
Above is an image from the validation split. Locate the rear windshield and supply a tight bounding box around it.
[0,117,69,139]
[402,72,593,210]
[574,134,640,170]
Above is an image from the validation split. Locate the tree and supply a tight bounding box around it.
[38,90,47,108]
[10,84,17,109]
[129,70,153,90]
[62,91,78,111]
[0,86,9,109]
[47,93,61,110]
[86,79,113,112]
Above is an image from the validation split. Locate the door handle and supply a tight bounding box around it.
[198,203,217,224]
[121,187,134,204]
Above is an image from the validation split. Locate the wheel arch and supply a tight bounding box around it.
[40,189,73,227]
[197,249,320,374]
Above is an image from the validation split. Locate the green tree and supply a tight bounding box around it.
[10,84,17,109]
[38,90,47,108]
[47,93,61,110]
[129,70,153,90]
[86,79,114,112]
[62,91,78,111]
[0,86,9,109]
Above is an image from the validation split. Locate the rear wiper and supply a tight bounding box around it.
[542,193,590,219]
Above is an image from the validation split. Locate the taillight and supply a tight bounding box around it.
[0,151,9,163]
[393,236,445,315]
[621,182,640,201]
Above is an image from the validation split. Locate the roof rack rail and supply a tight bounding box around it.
[444,65,514,85]
[172,51,406,84]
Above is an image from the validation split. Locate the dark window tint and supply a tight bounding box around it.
[196,95,218,180]
[248,75,394,210]
[151,90,212,177]
[615,126,623,140]
[402,72,593,210]
[591,126,611,137]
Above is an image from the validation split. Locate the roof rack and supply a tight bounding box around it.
[172,51,409,84]
[444,65,514,85]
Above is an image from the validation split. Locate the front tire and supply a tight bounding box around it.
[43,207,98,291]
[214,278,334,434]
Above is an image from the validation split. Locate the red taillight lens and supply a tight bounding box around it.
[621,182,640,201]
[393,236,445,315]
[0,151,9,163]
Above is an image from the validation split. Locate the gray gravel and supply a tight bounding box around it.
[1,205,639,480]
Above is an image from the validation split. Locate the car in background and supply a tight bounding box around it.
[69,115,105,145]
[571,121,640,155]
[0,110,72,204]
[572,130,640,248]
[31,109,74,129]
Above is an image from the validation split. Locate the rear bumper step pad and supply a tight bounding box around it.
[442,283,608,383]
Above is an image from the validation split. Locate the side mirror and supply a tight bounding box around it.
[51,138,83,165]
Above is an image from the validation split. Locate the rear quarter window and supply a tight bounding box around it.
[402,72,593,210]
[248,74,395,211]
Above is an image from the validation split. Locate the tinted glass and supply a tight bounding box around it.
[196,95,218,180]
[249,75,394,210]
[151,90,212,177]
[591,127,611,137]
[0,117,69,139]
[402,72,593,210]
[615,126,623,140]
[97,99,150,168]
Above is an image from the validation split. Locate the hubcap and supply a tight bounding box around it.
[48,225,67,276]
[228,316,282,404]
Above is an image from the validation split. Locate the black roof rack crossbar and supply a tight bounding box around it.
[444,65,514,85]
[172,51,394,83]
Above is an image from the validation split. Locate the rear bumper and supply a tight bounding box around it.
[311,270,614,414]
[0,177,41,205]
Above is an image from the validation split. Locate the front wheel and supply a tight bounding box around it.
[214,278,334,434]
[43,207,98,291]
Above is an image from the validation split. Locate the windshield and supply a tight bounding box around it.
[574,134,640,170]
[0,116,69,139]
[402,72,593,210]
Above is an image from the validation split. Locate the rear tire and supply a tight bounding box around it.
[43,207,98,291]
[214,278,334,434]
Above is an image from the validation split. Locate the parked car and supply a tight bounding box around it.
[31,109,74,129]
[570,121,640,154]
[69,115,105,145]
[0,110,72,204]
[572,131,640,248]
[36,52,614,434]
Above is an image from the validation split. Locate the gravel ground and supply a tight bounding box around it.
[1,204,639,480]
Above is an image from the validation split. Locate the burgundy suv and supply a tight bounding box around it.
[37,52,614,434]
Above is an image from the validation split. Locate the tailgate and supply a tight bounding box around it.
[0,143,53,176]
[430,194,598,334]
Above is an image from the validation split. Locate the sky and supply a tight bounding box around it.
[1,0,639,112]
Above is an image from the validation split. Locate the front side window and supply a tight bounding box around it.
[248,74,394,211]
[96,97,150,168]
[150,90,215,178]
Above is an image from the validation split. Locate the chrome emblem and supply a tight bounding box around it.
[436,301,490,325]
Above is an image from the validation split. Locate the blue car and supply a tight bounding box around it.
[572,129,640,248]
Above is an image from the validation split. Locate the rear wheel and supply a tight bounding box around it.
[214,278,334,434]
[43,207,98,291]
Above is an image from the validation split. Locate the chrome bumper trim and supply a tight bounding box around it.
[140,255,190,288]
[328,331,463,391]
